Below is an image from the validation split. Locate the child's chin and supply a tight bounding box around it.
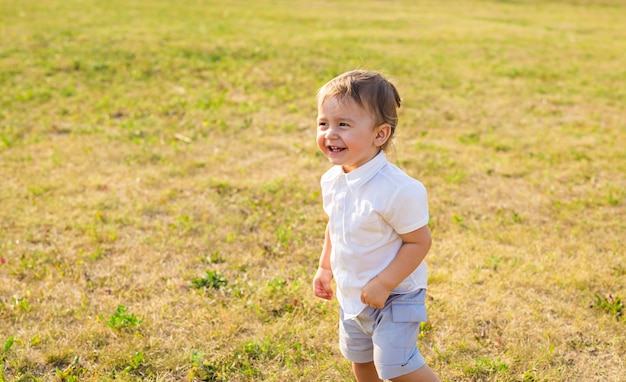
[327,158,344,166]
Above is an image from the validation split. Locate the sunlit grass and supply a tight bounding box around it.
[1,0,625,381]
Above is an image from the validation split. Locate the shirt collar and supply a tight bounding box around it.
[344,151,387,191]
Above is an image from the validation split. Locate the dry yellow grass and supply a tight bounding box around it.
[1,0,625,381]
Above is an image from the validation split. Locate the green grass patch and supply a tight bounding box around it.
[1,0,624,380]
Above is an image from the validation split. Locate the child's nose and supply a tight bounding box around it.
[324,126,339,139]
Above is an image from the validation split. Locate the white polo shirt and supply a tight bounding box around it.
[321,151,429,319]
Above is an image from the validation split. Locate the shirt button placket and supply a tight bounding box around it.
[337,175,347,244]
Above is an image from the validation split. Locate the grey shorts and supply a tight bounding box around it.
[339,289,428,380]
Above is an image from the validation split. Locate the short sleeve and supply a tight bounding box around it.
[382,180,429,235]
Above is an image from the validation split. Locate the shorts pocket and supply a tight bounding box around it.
[391,301,428,323]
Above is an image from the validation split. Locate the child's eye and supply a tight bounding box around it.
[317,121,328,129]
[339,122,349,127]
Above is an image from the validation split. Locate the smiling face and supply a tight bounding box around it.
[317,96,390,173]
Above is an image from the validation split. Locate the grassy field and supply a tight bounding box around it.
[1,0,625,381]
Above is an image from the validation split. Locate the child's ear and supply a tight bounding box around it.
[374,123,391,147]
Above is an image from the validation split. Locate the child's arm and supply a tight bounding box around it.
[313,223,334,300]
[361,225,432,308]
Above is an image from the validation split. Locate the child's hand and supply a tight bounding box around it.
[360,277,391,309]
[313,267,334,300]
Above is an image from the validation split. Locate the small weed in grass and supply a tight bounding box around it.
[1,336,15,363]
[106,305,143,331]
[466,356,509,378]
[191,270,228,290]
[593,293,623,321]
[419,322,434,340]
[54,355,83,381]
[267,277,287,292]
[1,336,17,382]
[223,339,279,377]
[607,189,622,206]
[122,352,144,374]
[275,224,293,249]
[12,296,30,313]
[202,250,225,264]
[188,350,222,381]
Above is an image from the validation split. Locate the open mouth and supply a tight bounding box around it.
[328,146,346,153]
